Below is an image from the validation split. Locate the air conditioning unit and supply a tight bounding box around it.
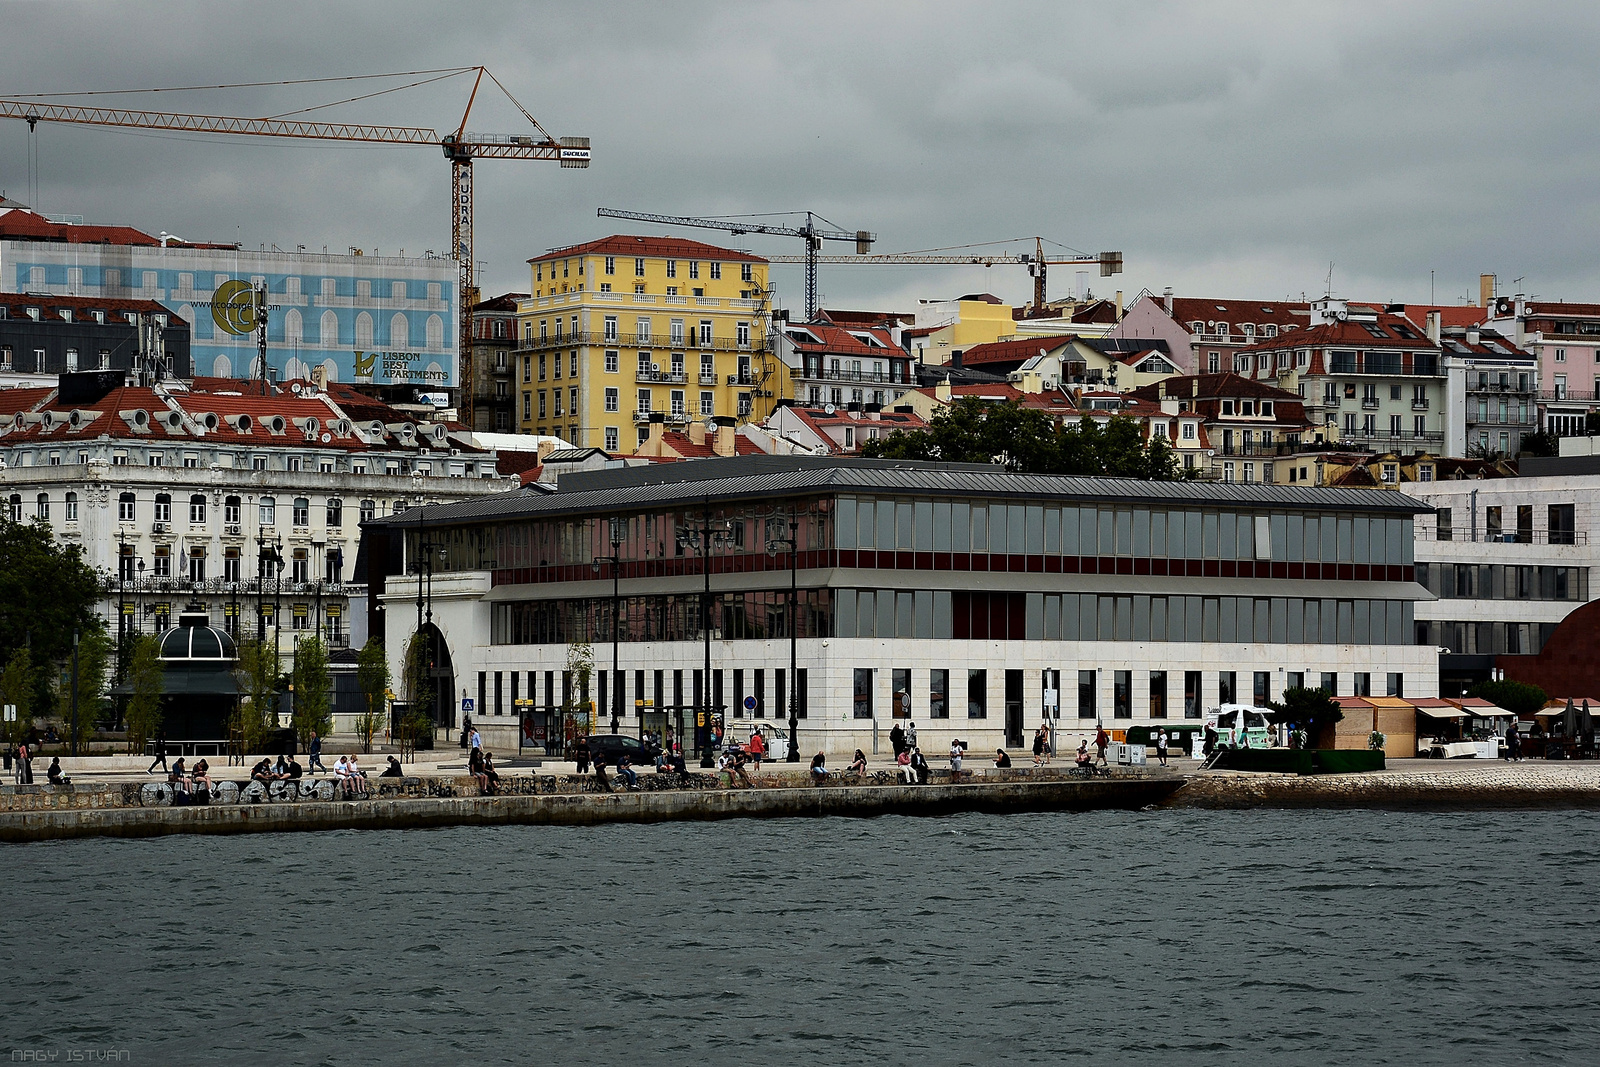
[226,524,241,536]
[152,522,168,534]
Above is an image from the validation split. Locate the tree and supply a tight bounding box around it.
[0,515,104,709]
[54,626,112,753]
[0,646,36,750]
[563,641,595,729]
[234,637,280,753]
[291,634,332,748]
[123,635,165,755]
[862,398,1186,479]
[1518,430,1559,458]
[1469,678,1547,719]
[355,639,391,754]
[1266,686,1344,746]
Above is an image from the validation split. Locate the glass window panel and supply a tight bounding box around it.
[951,501,969,552]
[1026,505,1043,553]
[836,498,857,549]
[1111,509,1127,555]
[915,501,934,551]
[1337,600,1353,643]
[1338,518,1353,562]
[1395,518,1413,566]
[1079,507,1099,554]
[857,499,875,549]
[1099,596,1114,639]
[971,505,988,552]
[837,589,857,637]
[1133,595,1150,640]
[1186,596,1203,641]
[933,590,953,639]
[1353,516,1370,563]
[1269,514,1285,560]
[1009,504,1026,553]
[1061,507,1079,555]
[1353,599,1370,644]
[1044,507,1060,554]
[856,591,874,637]
[915,590,933,639]
[1150,596,1167,641]
[1203,512,1219,557]
[1133,509,1150,556]
[897,591,914,637]
[988,505,1007,554]
[1080,594,1099,640]
[877,590,895,637]
[1061,593,1079,640]
[877,499,895,550]
[1044,594,1060,640]
[897,502,913,549]
[1220,597,1236,642]
[1201,598,1219,641]
[1320,516,1336,562]
[1151,510,1167,558]
[933,501,952,551]
[1255,599,1271,642]
[1220,512,1237,559]
[1184,512,1202,558]
[1286,514,1304,562]
[1286,597,1303,643]
[1322,599,1338,643]
[1025,593,1044,640]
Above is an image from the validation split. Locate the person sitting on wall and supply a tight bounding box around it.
[897,748,916,783]
[994,748,1012,768]
[469,746,490,793]
[380,756,404,778]
[809,751,829,785]
[46,757,69,786]
[190,758,214,793]
[910,747,931,785]
[1075,740,1092,770]
[846,749,868,779]
[591,750,611,792]
[615,753,638,791]
[347,755,370,797]
[483,752,502,795]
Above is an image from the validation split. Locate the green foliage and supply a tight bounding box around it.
[234,637,280,752]
[1518,430,1559,458]
[291,634,332,747]
[54,626,112,751]
[0,646,36,748]
[0,516,104,673]
[1368,730,1387,751]
[1468,678,1547,719]
[1266,687,1345,736]
[861,398,1184,479]
[123,635,165,754]
[402,631,429,712]
[355,639,391,753]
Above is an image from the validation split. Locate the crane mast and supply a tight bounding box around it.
[0,68,590,428]
[596,207,872,319]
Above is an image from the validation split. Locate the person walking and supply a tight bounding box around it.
[1031,726,1046,767]
[907,721,918,752]
[1505,722,1522,762]
[146,733,169,775]
[1095,725,1110,767]
[307,731,327,773]
[747,729,766,771]
[1156,727,1169,768]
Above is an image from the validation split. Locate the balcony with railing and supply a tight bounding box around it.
[632,409,691,425]
[1415,525,1587,546]
[636,367,687,384]
[1326,354,1441,376]
[1411,397,1430,410]
[517,330,759,354]
[1361,397,1381,410]
[1540,388,1600,403]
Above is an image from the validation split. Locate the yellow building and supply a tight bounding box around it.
[515,236,779,454]
[905,294,1018,364]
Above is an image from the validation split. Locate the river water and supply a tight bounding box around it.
[5,809,1598,1065]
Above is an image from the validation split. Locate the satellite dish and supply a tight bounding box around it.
[321,432,331,443]
[824,404,836,415]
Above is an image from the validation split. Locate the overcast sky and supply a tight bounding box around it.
[2,0,1597,314]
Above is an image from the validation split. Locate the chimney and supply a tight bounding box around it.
[1479,273,1495,309]
[1157,379,1166,400]
[1163,286,1174,313]
[688,420,707,447]
[1191,377,1199,398]
[1466,326,1480,346]
[647,411,666,448]
[1115,290,1124,322]
[713,415,737,457]
[537,439,561,461]
[952,349,963,369]
[935,378,952,404]
[1426,310,1441,344]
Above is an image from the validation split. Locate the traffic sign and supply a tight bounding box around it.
[3,704,14,723]
[743,695,758,711]
[462,698,475,712]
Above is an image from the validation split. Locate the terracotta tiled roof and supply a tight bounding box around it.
[530,234,767,264]
[0,292,175,318]
[1237,313,1432,352]
[1165,297,1311,331]
[1126,373,1301,402]
[908,383,1025,403]
[782,322,899,355]
[954,335,1076,366]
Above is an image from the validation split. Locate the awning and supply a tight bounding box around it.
[1534,708,1567,717]
[1416,706,1469,719]
[1465,707,1513,718]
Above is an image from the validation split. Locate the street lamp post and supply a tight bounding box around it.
[765,510,802,762]
[677,506,733,767]
[591,517,626,735]
[135,559,145,636]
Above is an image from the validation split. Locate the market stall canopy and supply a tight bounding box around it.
[1415,706,1469,719]
[1446,697,1512,718]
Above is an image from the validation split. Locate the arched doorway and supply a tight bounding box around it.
[416,622,456,732]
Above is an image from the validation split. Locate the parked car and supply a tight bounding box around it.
[578,733,662,767]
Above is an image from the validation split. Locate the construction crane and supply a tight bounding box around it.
[765,237,1123,316]
[596,207,872,319]
[0,67,590,427]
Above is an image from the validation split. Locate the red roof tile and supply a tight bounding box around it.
[530,234,766,264]
[954,334,1076,366]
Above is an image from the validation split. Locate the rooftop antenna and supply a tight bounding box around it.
[1324,262,1335,298]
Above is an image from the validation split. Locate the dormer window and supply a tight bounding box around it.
[1222,400,1235,415]
[1261,401,1274,417]
[1241,401,1255,416]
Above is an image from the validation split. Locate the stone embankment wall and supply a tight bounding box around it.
[1169,768,1600,811]
[0,774,1178,843]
